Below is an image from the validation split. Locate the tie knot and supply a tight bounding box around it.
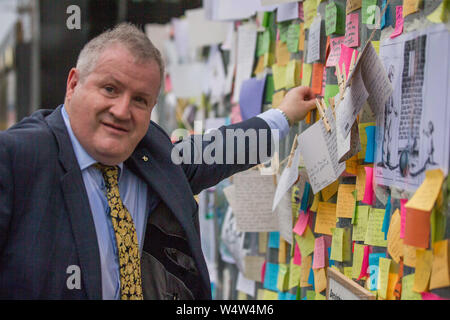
[93,163,119,187]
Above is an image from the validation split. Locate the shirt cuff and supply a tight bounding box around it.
[257,108,290,141]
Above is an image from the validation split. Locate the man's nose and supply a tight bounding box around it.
[110,95,132,121]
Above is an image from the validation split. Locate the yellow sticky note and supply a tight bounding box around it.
[345,155,359,176]
[314,268,327,293]
[315,202,336,236]
[288,260,302,289]
[401,274,422,300]
[344,267,353,279]
[272,90,286,108]
[254,55,265,75]
[279,237,287,264]
[272,64,287,91]
[263,52,275,68]
[352,205,370,241]
[298,22,305,51]
[378,258,391,299]
[301,63,312,87]
[403,0,421,17]
[315,292,326,300]
[237,290,248,300]
[276,41,291,66]
[427,1,449,23]
[386,273,398,300]
[387,209,404,263]
[404,244,417,268]
[295,227,316,257]
[300,255,312,287]
[352,243,367,279]
[358,122,376,159]
[365,208,388,247]
[262,289,279,300]
[310,192,321,212]
[304,0,318,29]
[330,228,344,262]
[277,263,289,292]
[286,59,299,89]
[346,0,362,14]
[413,249,433,292]
[336,184,356,218]
[429,239,450,290]
[321,180,339,201]
[405,169,444,212]
[355,165,367,201]
[371,41,380,55]
[343,228,352,262]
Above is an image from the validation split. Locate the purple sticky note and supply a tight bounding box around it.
[239,76,266,121]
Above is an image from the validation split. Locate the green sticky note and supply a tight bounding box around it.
[365,208,388,247]
[262,29,272,55]
[277,264,289,292]
[352,206,370,241]
[362,0,378,24]
[330,227,344,262]
[306,290,316,300]
[378,257,391,299]
[401,274,422,300]
[287,23,300,53]
[324,84,339,108]
[279,22,290,43]
[344,267,353,279]
[265,74,275,103]
[325,2,345,35]
[343,228,352,262]
[288,259,302,289]
[262,11,273,28]
[351,190,358,224]
[301,63,313,87]
[352,243,366,279]
[294,227,315,257]
[256,32,265,57]
[272,64,287,91]
[431,206,447,244]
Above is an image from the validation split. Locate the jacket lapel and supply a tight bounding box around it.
[46,106,102,300]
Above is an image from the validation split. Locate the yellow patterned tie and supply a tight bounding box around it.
[94,163,143,300]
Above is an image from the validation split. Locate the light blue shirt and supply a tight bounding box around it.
[61,105,288,300]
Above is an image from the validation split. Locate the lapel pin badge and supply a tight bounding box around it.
[142,155,149,162]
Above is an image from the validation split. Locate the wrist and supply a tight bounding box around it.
[275,108,293,127]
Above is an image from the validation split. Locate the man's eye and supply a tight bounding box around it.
[134,97,147,105]
[104,86,115,94]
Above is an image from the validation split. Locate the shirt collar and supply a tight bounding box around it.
[61,105,124,175]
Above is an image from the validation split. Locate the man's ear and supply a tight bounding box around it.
[65,68,80,103]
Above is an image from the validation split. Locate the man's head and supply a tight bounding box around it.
[64,23,164,165]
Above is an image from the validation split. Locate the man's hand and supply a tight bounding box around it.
[278,86,317,125]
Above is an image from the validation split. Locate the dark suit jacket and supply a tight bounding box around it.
[0,105,272,299]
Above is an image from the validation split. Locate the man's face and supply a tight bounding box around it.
[65,44,161,165]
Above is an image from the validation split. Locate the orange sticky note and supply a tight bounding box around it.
[276,41,291,66]
[314,268,327,293]
[429,239,450,290]
[336,184,356,218]
[311,62,324,95]
[298,22,305,51]
[413,249,433,293]
[315,202,336,235]
[321,180,339,201]
[386,273,398,300]
[404,207,431,248]
[355,165,366,201]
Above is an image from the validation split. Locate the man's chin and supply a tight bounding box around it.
[91,148,132,166]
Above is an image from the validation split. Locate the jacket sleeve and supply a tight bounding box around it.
[174,116,274,195]
[0,135,13,255]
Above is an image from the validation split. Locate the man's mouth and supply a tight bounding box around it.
[101,121,129,134]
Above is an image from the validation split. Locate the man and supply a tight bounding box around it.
[0,23,316,299]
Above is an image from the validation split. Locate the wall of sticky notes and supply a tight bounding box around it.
[162,0,450,300]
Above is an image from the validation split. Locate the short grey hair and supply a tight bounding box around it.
[76,23,165,86]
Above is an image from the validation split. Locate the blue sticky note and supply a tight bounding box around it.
[307,267,314,289]
[368,265,379,290]
[285,292,297,300]
[263,263,279,291]
[328,247,335,267]
[381,0,387,29]
[382,195,392,240]
[364,126,376,163]
[301,182,311,212]
[369,253,385,267]
[239,76,266,121]
[268,231,280,249]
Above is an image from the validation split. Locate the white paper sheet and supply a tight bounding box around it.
[204,0,258,21]
[261,0,299,5]
[236,272,256,297]
[169,62,207,98]
[276,2,299,22]
[306,15,321,63]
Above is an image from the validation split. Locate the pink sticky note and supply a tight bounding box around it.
[400,198,408,239]
[164,74,172,93]
[344,13,359,48]
[421,292,450,300]
[358,245,370,280]
[338,44,358,78]
[390,6,404,39]
[362,167,374,205]
[231,104,242,124]
[313,236,326,269]
[261,260,267,283]
[298,2,304,21]
[276,28,280,41]
[293,210,309,236]
[326,36,345,67]
[294,242,302,265]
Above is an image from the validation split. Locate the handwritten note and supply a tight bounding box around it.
[244,255,266,282]
[352,243,366,279]
[228,170,279,232]
[299,107,345,194]
[313,236,327,269]
[304,0,318,29]
[401,274,422,300]
[288,260,301,289]
[352,205,370,241]
[344,13,359,48]
[429,240,450,290]
[295,226,316,257]
[365,208,388,247]
[390,6,404,39]
[346,0,362,14]
[413,249,433,293]
[293,210,310,236]
[330,228,344,262]
[325,2,345,36]
[314,268,327,293]
[378,258,391,299]
[326,36,345,67]
[336,184,356,218]
[287,23,300,53]
[405,169,445,212]
[306,16,321,63]
[315,202,337,235]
